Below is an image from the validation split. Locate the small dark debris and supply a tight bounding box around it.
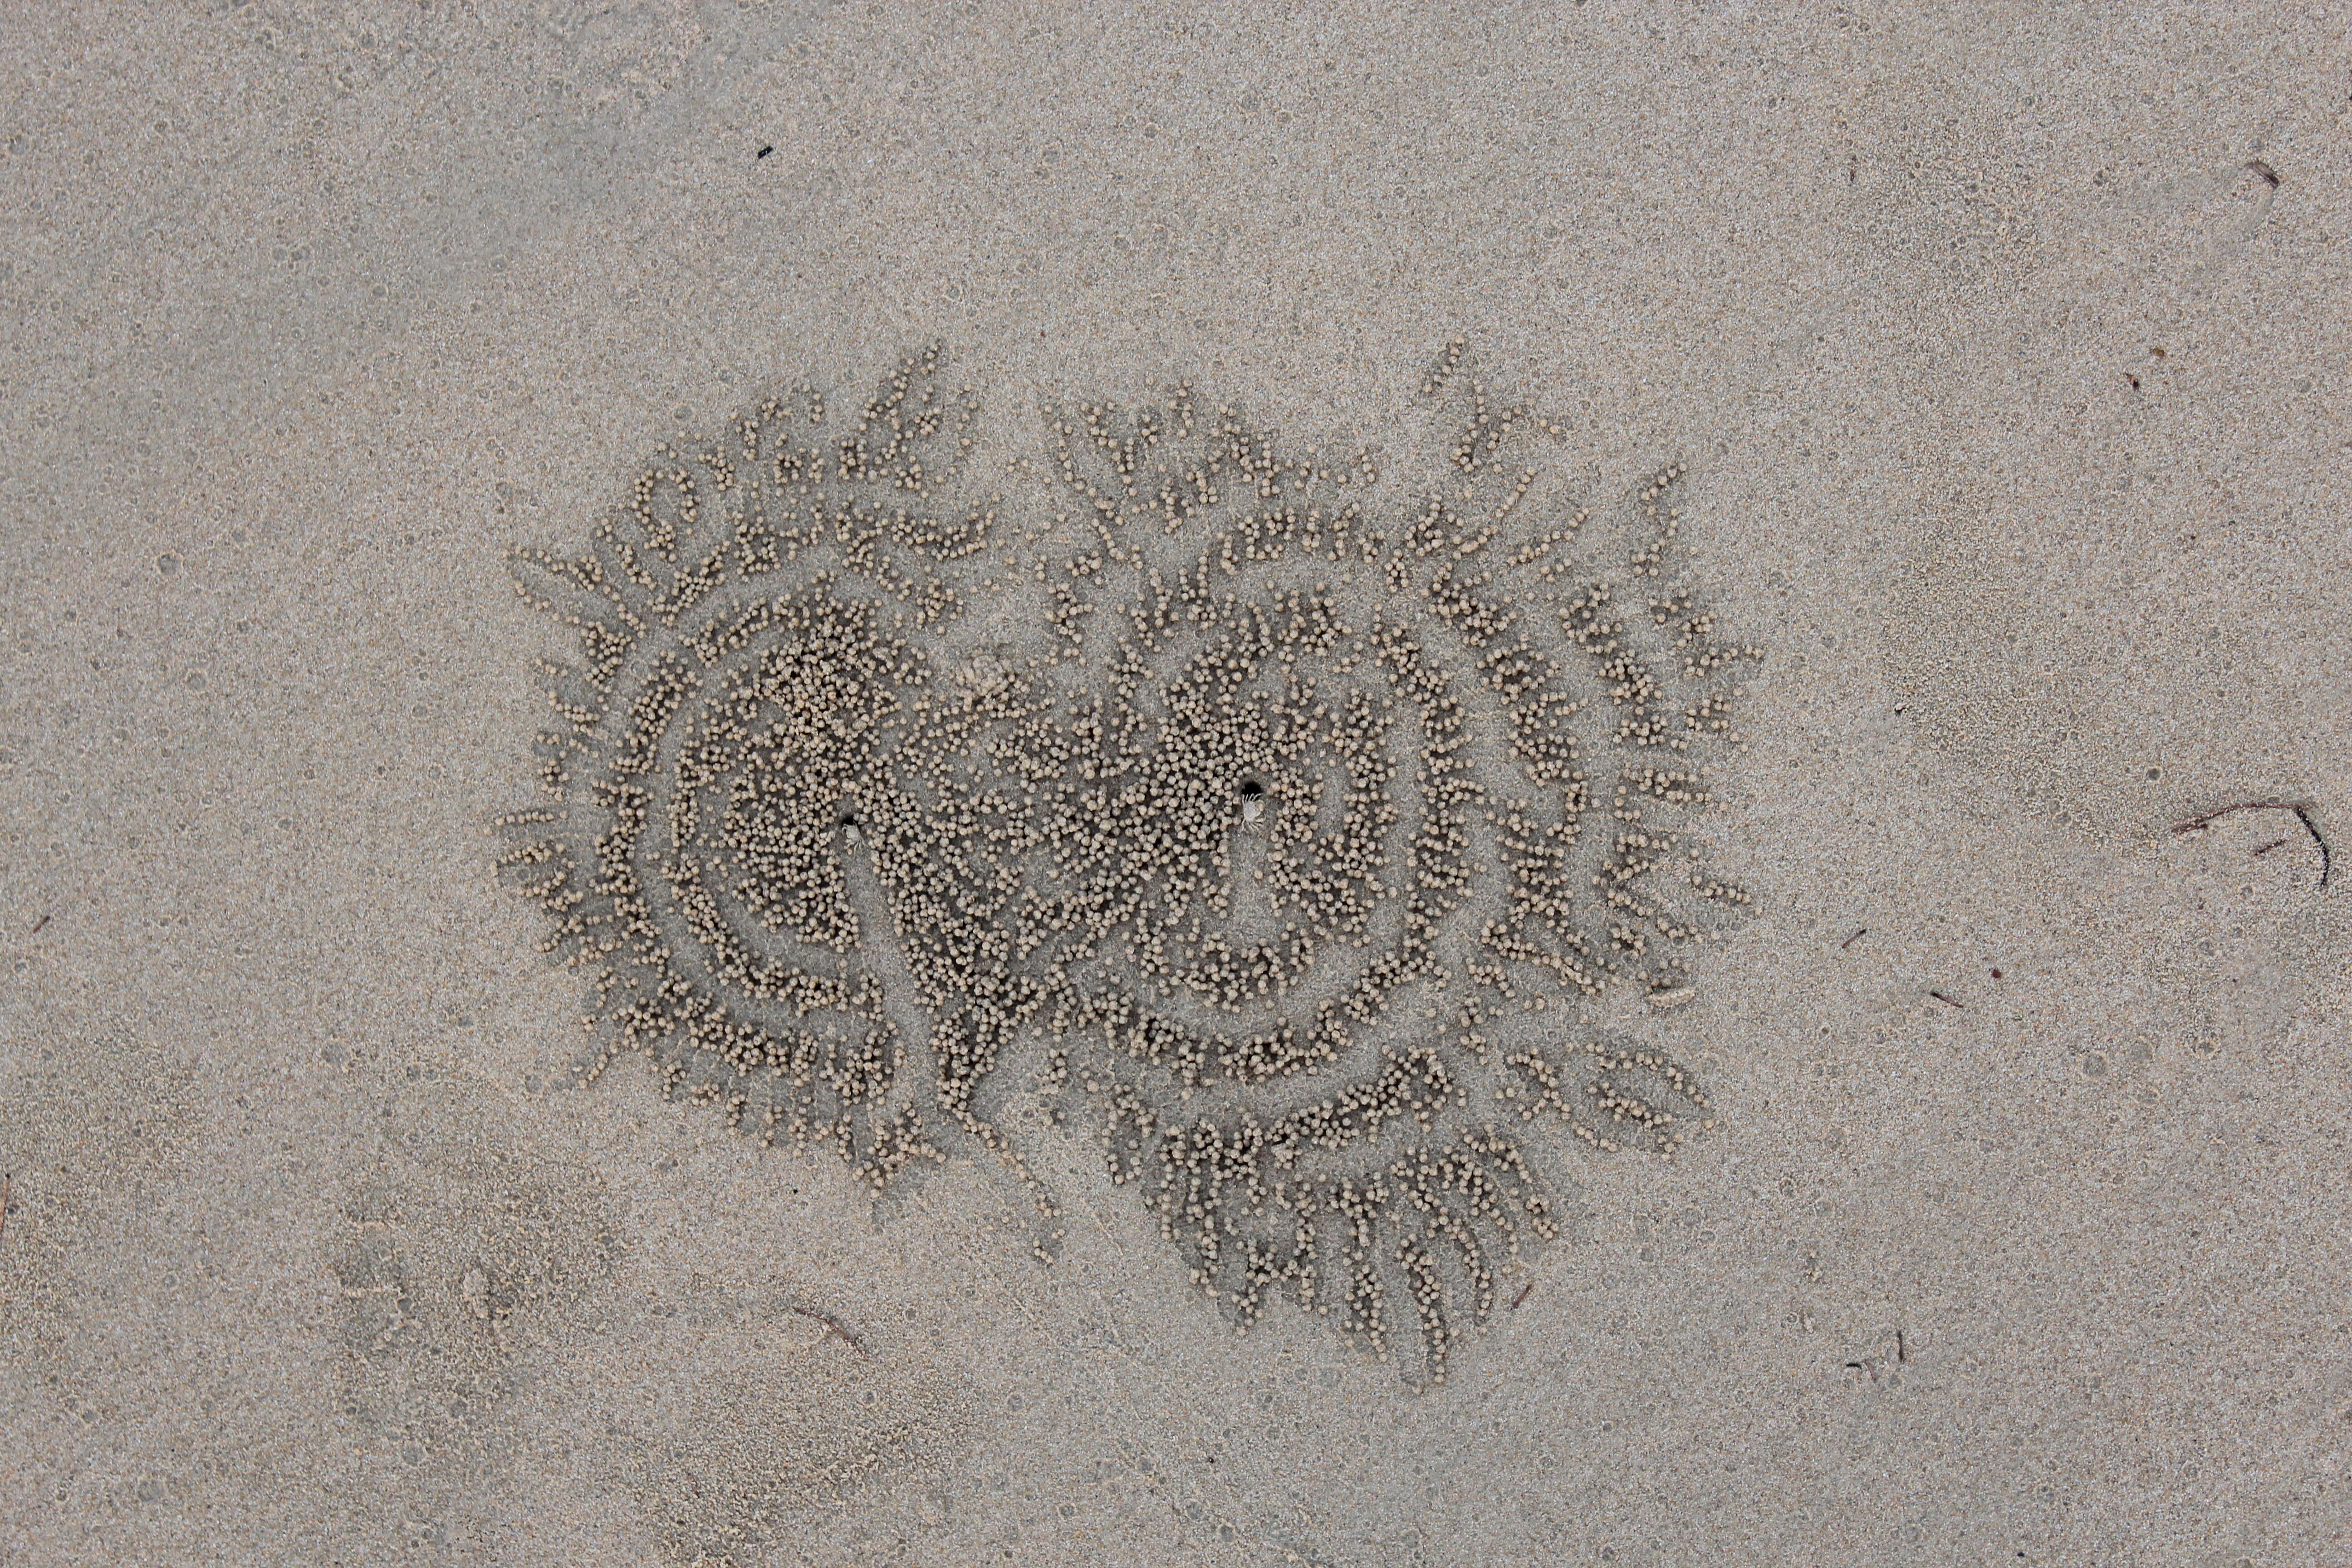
[1840,927,1867,950]
[2172,799,2330,889]
[2245,158,2280,189]
[756,145,774,159]
[2295,805,2331,888]
[2125,372,2140,390]
[788,1303,867,1357]
[1928,990,1965,1010]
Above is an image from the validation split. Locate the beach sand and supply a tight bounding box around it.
[1,4,2346,1564]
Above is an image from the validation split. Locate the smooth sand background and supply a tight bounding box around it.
[2,3,2347,1564]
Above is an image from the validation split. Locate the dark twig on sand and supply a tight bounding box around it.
[789,1303,869,1358]
[2171,800,2331,889]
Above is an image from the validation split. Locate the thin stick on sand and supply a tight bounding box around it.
[2171,800,2331,888]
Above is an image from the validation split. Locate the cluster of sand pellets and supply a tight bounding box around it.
[496,343,1759,1382]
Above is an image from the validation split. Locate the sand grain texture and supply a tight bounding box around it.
[2,3,2346,1565]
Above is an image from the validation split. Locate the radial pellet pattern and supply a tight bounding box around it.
[496,342,1761,1384]
[495,348,995,1193]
